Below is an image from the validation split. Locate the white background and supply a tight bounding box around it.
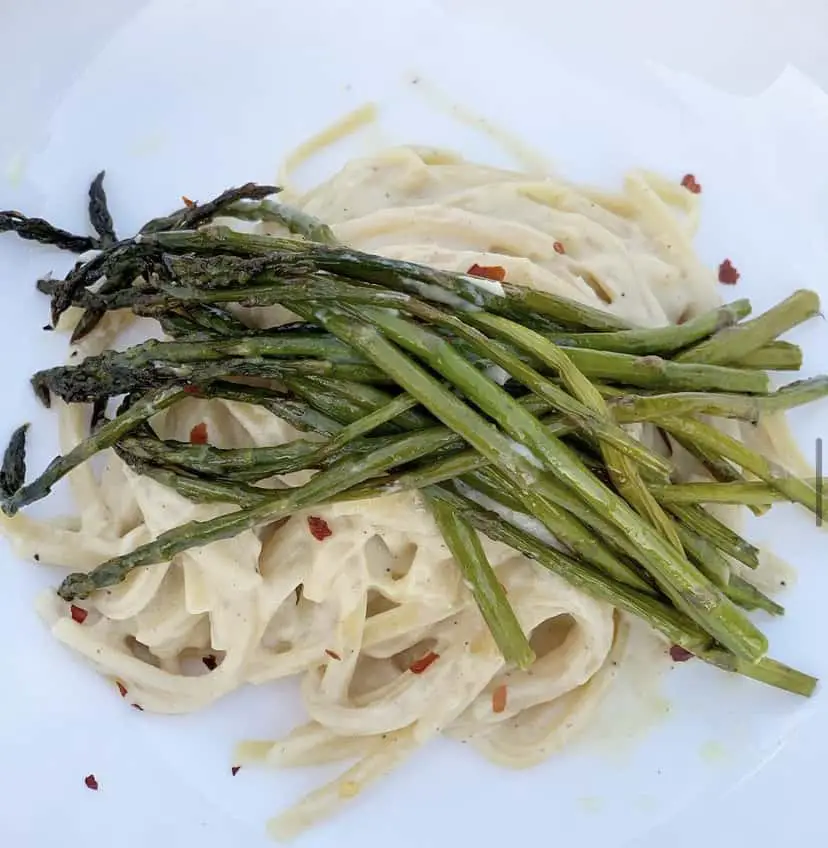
[1,1,826,845]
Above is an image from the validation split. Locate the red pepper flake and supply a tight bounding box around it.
[681,174,702,194]
[84,774,99,791]
[131,703,144,711]
[307,515,333,541]
[669,645,695,663]
[182,195,196,208]
[325,649,342,661]
[202,654,218,671]
[189,422,208,445]
[467,263,506,282]
[183,385,201,396]
[231,766,241,776]
[553,241,566,255]
[70,605,88,624]
[718,259,740,285]
[492,684,508,713]
[409,651,440,674]
[116,681,128,698]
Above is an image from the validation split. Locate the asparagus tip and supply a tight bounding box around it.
[0,422,30,502]
[57,572,94,602]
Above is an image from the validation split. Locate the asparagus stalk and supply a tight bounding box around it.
[117,434,325,481]
[119,406,438,483]
[676,290,820,366]
[550,300,752,355]
[533,346,769,393]
[58,333,368,368]
[425,492,536,669]
[2,386,187,515]
[658,416,820,515]
[609,376,828,423]
[225,199,338,244]
[649,480,817,506]
[118,457,268,508]
[33,357,390,405]
[702,652,816,697]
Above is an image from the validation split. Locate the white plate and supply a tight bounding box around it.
[2,2,828,846]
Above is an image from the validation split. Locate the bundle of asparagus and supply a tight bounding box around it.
[2,175,824,697]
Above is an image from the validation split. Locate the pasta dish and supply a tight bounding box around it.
[0,142,822,840]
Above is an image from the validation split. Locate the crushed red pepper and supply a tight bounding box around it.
[553,241,566,255]
[409,651,439,674]
[231,766,241,776]
[84,774,99,791]
[116,681,128,698]
[669,645,694,662]
[492,684,508,713]
[182,196,196,208]
[202,654,218,671]
[718,259,740,285]
[325,649,342,661]
[70,605,88,624]
[307,516,333,541]
[189,422,208,445]
[467,263,506,282]
[681,174,702,194]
